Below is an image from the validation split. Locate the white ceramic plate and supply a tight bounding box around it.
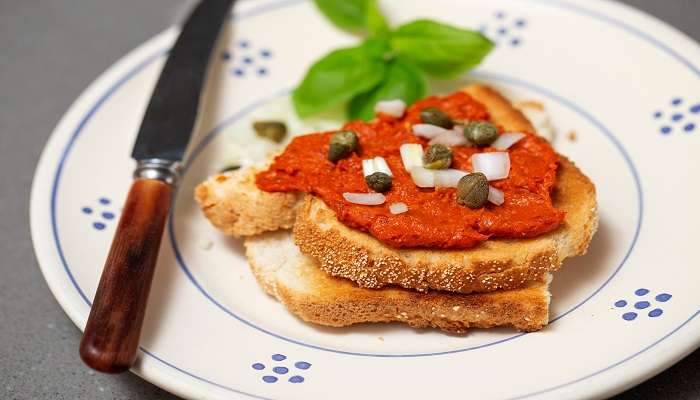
[31,0,700,399]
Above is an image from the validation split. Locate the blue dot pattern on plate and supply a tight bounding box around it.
[220,38,272,78]
[82,197,118,231]
[294,361,311,370]
[614,289,672,321]
[654,97,698,135]
[622,312,637,321]
[477,11,526,47]
[634,301,650,309]
[649,309,663,317]
[251,354,311,384]
[273,366,288,374]
[656,293,672,302]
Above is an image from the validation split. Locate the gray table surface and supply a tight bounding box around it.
[1,0,698,399]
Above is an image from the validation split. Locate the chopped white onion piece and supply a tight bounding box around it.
[409,167,435,188]
[399,143,423,171]
[492,132,525,150]
[374,99,406,118]
[488,186,505,205]
[412,124,451,139]
[373,157,393,176]
[471,152,511,181]
[429,130,469,147]
[389,202,409,214]
[362,157,393,177]
[362,159,375,177]
[343,192,386,205]
[434,169,468,188]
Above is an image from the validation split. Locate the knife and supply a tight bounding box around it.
[79,0,234,373]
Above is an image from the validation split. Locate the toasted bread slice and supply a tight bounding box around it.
[195,84,597,294]
[245,230,551,333]
[292,85,597,293]
[194,84,555,238]
[294,156,596,293]
[195,166,303,237]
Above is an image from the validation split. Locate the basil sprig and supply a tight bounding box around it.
[293,0,493,121]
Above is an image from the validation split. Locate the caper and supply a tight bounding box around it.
[365,172,392,193]
[464,121,499,146]
[219,164,241,173]
[420,107,453,128]
[457,172,489,208]
[423,144,453,170]
[327,130,359,162]
[253,121,287,143]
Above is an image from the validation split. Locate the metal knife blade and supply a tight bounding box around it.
[132,0,234,162]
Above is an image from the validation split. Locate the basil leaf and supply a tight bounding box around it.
[348,58,426,121]
[293,45,387,118]
[365,0,389,37]
[390,19,494,78]
[313,0,369,31]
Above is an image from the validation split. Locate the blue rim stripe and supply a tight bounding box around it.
[45,0,699,397]
[139,348,274,400]
[529,0,700,77]
[509,309,700,400]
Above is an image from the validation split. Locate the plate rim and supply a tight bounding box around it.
[30,0,700,399]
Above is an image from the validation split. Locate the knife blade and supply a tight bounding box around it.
[79,0,234,374]
[133,0,233,162]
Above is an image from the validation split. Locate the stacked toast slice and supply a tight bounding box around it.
[195,85,597,333]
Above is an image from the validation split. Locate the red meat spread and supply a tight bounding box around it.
[256,92,564,249]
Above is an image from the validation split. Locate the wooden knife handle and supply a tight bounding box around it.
[79,178,172,373]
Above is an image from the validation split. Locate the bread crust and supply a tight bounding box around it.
[194,166,302,237]
[245,231,551,333]
[294,156,596,293]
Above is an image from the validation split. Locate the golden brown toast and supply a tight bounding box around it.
[245,230,551,333]
[195,84,598,294]
[195,165,302,237]
[293,156,596,293]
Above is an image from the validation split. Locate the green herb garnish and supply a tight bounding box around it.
[293,0,494,121]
